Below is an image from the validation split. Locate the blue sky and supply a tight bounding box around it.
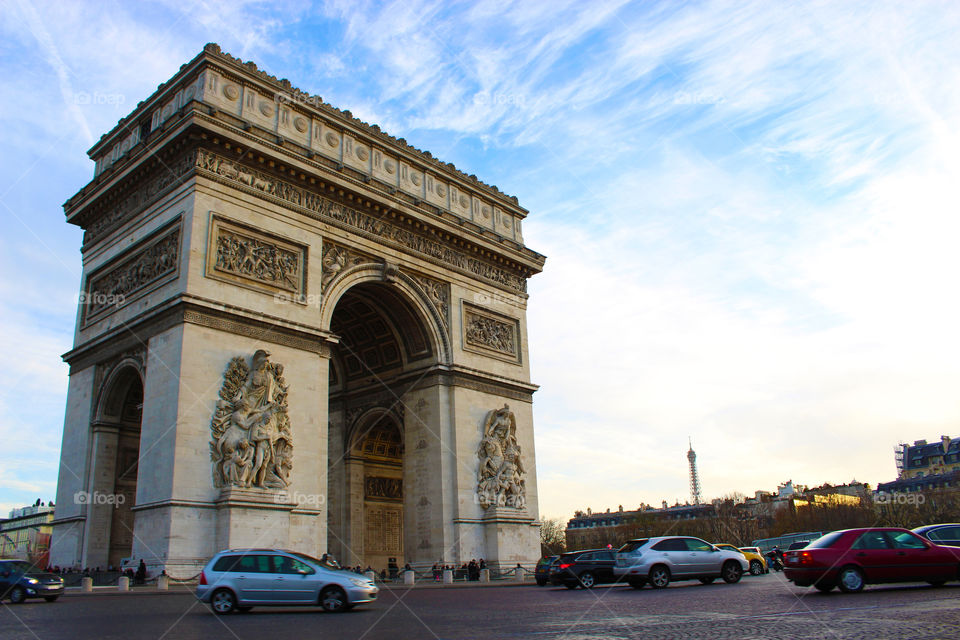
[2,0,960,521]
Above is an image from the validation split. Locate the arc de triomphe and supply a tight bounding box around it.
[50,44,545,576]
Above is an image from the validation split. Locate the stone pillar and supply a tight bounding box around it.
[514,566,525,581]
[157,575,169,590]
[343,459,365,567]
[403,569,415,585]
[479,568,490,583]
[81,577,93,592]
[442,569,453,584]
[364,570,376,582]
[118,576,129,591]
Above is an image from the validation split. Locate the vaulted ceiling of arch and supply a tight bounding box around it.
[330,284,432,383]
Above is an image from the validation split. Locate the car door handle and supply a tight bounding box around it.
[276,577,285,581]
[897,552,906,556]
[856,552,866,557]
[237,576,246,580]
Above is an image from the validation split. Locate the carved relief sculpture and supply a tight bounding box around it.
[321,242,369,291]
[411,273,450,331]
[476,404,526,509]
[84,225,180,320]
[463,304,518,360]
[210,350,293,489]
[210,218,305,296]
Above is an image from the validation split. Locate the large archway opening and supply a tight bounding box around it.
[97,367,143,569]
[325,280,438,571]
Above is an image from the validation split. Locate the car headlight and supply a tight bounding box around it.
[349,577,373,588]
[26,578,39,585]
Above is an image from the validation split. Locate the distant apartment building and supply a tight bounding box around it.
[877,435,960,496]
[0,504,55,565]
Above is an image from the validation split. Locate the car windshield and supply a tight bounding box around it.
[806,531,846,549]
[618,540,649,553]
[2,561,35,574]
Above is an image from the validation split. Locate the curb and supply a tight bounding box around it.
[62,581,540,596]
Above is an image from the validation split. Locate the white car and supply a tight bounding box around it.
[614,536,749,589]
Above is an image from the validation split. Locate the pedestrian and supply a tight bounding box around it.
[135,559,147,585]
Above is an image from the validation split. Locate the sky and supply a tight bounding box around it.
[1,0,960,523]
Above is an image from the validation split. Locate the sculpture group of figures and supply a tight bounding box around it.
[476,405,526,509]
[210,350,293,489]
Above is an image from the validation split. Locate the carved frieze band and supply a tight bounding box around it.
[462,302,520,362]
[207,216,306,298]
[84,151,198,244]
[83,222,181,323]
[195,149,527,293]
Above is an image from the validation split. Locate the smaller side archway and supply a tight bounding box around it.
[86,361,144,570]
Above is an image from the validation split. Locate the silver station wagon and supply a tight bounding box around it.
[196,549,378,614]
[613,536,749,589]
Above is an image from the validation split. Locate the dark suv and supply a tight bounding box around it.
[535,556,558,586]
[0,560,64,603]
[913,523,960,547]
[549,549,618,589]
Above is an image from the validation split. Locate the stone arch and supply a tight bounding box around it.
[319,262,451,365]
[94,358,144,424]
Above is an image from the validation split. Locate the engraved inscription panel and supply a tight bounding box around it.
[364,505,402,554]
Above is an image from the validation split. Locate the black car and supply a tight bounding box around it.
[913,523,960,547]
[549,549,618,589]
[535,555,558,586]
[0,560,64,603]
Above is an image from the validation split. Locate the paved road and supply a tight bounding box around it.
[2,574,959,639]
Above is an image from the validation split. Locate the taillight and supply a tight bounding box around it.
[199,571,207,585]
[799,552,814,565]
[558,563,573,570]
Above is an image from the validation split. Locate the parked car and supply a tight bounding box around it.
[549,549,618,589]
[0,559,64,603]
[614,537,748,589]
[713,543,765,576]
[196,549,378,614]
[783,528,960,593]
[535,556,558,586]
[738,546,769,574]
[912,523,960,548]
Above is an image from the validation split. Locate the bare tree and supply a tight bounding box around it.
[540,518,568,556]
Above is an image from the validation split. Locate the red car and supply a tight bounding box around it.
[783,527,960,593]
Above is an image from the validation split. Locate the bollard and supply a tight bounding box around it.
[364,571,376,582]
[157,575,169,591]
[479,568,490,583]
[442,569,453,584]
[403,570,415,585]
[118,576,130,591]
[514,567,525,582]
[81,577,93,592]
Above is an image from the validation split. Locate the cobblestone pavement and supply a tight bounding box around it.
[2,573,959,639]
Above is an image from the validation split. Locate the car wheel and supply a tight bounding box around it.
[9,586,26,604]
[699,577,715,585]
[210,588,237,615]
[43,595,60,602]
[814,581,835,593]
[927,580,946,587]
[722,561,743,584]
[648,565,670,589]
[628,579,646,589]
[578,571,596,589]
[320,586,348,612]
[837,566,864,593]
[750,560,763,576]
